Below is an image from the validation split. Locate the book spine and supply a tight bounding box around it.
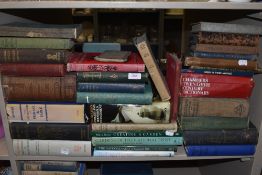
[182,68,254,77]
[0,49,70,63]
[195,32,259,47]
[93,150,175,157]
[185,57,258,71]
[180,116,249,130]
[13,139,92,156]
[180,73,254,98]
[91,122,177,131]
[92,137,183,146]
[0,37,73,49]
[77,82,145,93]
[192,44,259,54]
[76,72,148,83]
[76,83,152,104]
[185,145,256,156]
[94,145,177,151]
[91,130,182,137]
[20,161,76,166]
[0,64,65,76]
[21,171,76,175]
[190,51,257,60]
[2,75,76,102]
[21,163,77,171]
[179,97,249,118]
[10,122,90,140]
[134,34,171,101]
[183,128,258,145]
[6,103,84,123]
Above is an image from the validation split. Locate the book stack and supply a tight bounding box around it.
[178,22,260,156]
[0,22,92,157]
[20,161,86,175]
[66,36,182,157]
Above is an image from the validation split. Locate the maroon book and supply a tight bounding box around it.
[0,63,65,76]
[180,73,254,98]
[166,53,182,121]
[67,52,145,72]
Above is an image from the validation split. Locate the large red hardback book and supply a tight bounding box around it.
[0,63,65,76]
[166,53,182,121]
[180,73,254,98]
[67,52,145,72]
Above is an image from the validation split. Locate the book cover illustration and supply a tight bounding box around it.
[86,101,170,124]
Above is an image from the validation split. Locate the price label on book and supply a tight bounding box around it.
[238,60,248,66]
[128,73,142,80]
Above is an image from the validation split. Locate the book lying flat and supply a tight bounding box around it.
[94,51,131,62]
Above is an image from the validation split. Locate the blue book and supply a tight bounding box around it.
[190,51,257,60]
[83,42,120,53]
[77,82,145,93]
[78,163,86,175]
[100,163,153,175]
[20,162,78,171]
[185,145,256,156]
[182,68,254,77]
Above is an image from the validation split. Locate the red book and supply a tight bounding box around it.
[166,53,182,121]
[67,52,145,72]
[180,73,254,98]
[0,63,65,76]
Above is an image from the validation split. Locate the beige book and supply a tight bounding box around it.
[133,33,170,101]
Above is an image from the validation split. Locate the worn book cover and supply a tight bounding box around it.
[2,75,76,102]
[94,51,131,62]
[180,73,254,98]
[190,51,258,60]
[179,97,249,118]
[185,56,259,71]
[133,33,170,101]
[0,22,82,39]
[67,52,145,72]
[85,101,170,124]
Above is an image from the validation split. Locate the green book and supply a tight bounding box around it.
[179,116,249,130]
[94,145,177,151]
[92,136,183,146]
[76,82,153,104]
[0,37,74,49]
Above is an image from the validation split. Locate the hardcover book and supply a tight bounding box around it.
[82,42,121,53]
[76,82,153,104]
[2,75,76,102]
[185,145,256,156]
[6,103,85,123]
[185,56,259,71]
[93,150,175,157]
[77,82,145,93]
[77,72,149,83]
[0,49,70,64]
[21,161,78,171]
[10,122,90,140]
[0,63,66,77]
[179,97,249,118]
[0,37,74,49]
[94,51,131,62]
[0,22,82,39]
[67,52,145,72]
[191,22,262,35]
[190,51,258,60]
[180,73,254,98]
[85,101,170,124]
[183,123,258,145]
[13,139,92,156]
[94,145,177,151]
[133,33,171,101]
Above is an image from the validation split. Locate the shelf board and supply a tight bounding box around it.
[15,146,253,161]
[0,138,9,160]
[0,1,261,10]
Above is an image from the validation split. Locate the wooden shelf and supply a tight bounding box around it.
[0,138,9,160]
[0,1,261,10]
[14,146,253,161]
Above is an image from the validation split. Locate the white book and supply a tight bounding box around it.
[93,150,175,157]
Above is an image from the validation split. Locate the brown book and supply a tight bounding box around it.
[191,43,259,54]
[2,74,76,102]
[133,33,170,101]
[194,32,259,47]
[179,97,249,118]
[185,56,259,71]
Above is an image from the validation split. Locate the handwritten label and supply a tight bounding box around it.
[60,148,70,155]
[238,60,248,66]
[128,73,141,80]
[165,130,175,136]
[86,96,89,103]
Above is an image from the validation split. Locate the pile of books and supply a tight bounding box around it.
[179,21,260,156]
[0,22,91,157]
